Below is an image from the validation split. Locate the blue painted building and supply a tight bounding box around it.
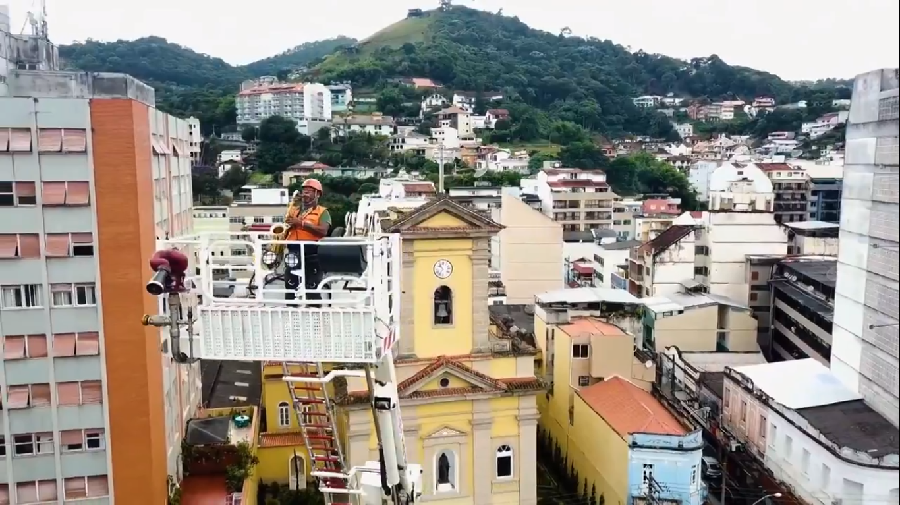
[627,430,706,505]
[328,83,353,113]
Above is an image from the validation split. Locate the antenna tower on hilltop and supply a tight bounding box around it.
[439,0,452,11]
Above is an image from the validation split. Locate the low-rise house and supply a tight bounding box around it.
[484,108,510,128]
[543,375,706,505]
[332,113,397,138]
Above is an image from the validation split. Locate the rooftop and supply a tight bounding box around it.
[489,304,536,338]
[201,360,263,409]
[578,377,687,438]
[536,286,642,306]
[783,221,840,231]
[600,240,642,251]
[638,225,694,255]
[560,317,626,337]
[730,358,860,410]
[780,258,837,288]
[796,401,900,459]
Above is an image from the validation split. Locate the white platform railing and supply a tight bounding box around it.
[156,232,401,363]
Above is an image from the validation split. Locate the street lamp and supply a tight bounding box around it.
[750,493,782,505]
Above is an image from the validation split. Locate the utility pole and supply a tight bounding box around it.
[719,443,728,505]
[437,142,445,194]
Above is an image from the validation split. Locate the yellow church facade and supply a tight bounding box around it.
[337,197,543,505]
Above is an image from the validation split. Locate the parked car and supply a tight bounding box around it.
[702,456,723,481]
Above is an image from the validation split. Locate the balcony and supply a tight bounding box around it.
[180,407,260,505]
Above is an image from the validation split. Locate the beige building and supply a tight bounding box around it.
[492,194,564,304]
[641,292,760,353]
[532,168,634,237]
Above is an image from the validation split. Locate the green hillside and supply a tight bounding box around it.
[359,14,437,51]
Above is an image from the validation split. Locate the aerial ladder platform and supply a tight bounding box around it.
[141,231,422,505]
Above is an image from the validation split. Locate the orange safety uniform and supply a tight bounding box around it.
[286,205,327,242]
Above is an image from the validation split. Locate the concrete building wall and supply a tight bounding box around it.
[831,68,900,427]
[497,195,564,304]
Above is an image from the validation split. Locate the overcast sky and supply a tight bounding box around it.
[4,0,898,80]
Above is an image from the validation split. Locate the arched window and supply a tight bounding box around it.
[277,402,291,427]
[496,444,513,479]
[433,286,453,325]
[289,455,306,490]
[435,450,456,493]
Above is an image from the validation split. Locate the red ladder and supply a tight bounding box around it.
[283,362,352,504]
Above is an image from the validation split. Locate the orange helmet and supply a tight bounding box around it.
[302,179,323,193]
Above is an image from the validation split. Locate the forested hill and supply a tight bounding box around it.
[310,6,815,138]
[58,36,357,132]
[58,7,844,138]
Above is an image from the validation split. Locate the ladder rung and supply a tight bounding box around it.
[303,423,332,429]
[311,471,349,479]
[308,445,334,451]
[301,411,329,416]
[295,398,325,404]
[306,434,334,440]
[313,455,341,461]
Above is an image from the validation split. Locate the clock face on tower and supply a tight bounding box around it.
[433,259,453,279]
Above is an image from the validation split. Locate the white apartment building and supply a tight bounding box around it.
[707,162,775,212]
[831,68,899,427]
[674,123,694,138]
[235,82,332,134]
[723,359,898,505]
[186,116,202,162]
[532,167,634,237]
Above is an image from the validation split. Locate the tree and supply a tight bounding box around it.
[255,115,312,173]
[241,126,258,142]
[219,165,249,193]
[558,142,608,169]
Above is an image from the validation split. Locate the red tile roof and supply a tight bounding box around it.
[577,376,686,438]
[239,84,305,96]
[572,263,594,275]
[410,77,439,88]
[637,224,694,255]
[755,163,795,172]
[560,317,625,337]
[487,109,510,116]
[548,180,609,189]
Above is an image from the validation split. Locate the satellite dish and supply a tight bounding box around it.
[473,168,487,177]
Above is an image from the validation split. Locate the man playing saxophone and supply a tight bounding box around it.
[284,179,331,303]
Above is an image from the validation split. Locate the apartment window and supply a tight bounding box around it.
[0,284,42,308]
[740,400,747,423]
[751,270,760,281]
[51,332,100,357]
[45,232,95,257]
[13,432,54,456]
[572,344,589,359]
[50,283,96,307]
[758,415,767,439]
[0,233,41,259]
[253,216,265,224]
[749,292,758,302]
[60,429,105,452]
[7,384,52,409]
[0,181,37,206]
[41,181,91,205]
[64,475,110,499]
[768,424,777,447]
[690,464,699,487]
[56,380,103,406]
[723,387,730,410]
[495,445,513,479]
[278,402,291,427]
[577,376,590,387]
[3,335,48,360]
[229,217,244,224]
[1,128,32,152]
[800,448,810,475]
[783,435,793,459]
[37,128,88,153]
